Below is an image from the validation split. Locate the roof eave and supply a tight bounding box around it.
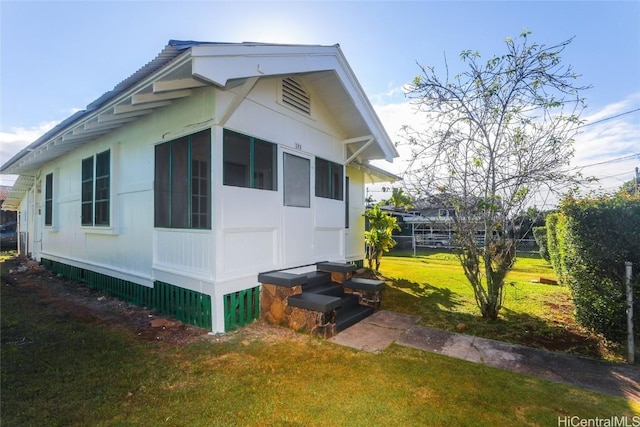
[350,162,401,184]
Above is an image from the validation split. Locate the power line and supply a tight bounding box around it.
[598,170,637,180]
[579,107,640,128]
[574,153,640,169]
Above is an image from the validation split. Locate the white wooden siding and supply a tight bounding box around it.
[21,76,369,332]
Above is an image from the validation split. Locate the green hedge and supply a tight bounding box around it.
[532,226,550,262]
[546,213,565,282]
[549,194,640,342]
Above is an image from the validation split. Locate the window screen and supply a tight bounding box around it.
[94,150,110,226]
[315,157,343,201]
[154,129,211,229]
[81,150,111,226]
[284,153,310,207]
[223,129,276,191]
[81,157,94,226]
[45,173,53,226]
[223,130,250,187]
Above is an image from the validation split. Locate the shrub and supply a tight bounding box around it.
[554,194,640,342]
[364,204,401,271]
[546,213,563,281]
[532,226,549,262]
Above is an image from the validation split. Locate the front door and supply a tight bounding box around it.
[282,150,313,267]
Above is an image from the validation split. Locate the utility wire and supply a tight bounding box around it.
[578,107,640,128]
[598,170,638,180]
[574,153,640,169]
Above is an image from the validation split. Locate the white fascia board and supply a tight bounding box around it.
[332,46,399,162]
[190,48,338,86]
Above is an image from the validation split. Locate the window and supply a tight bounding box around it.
[223,129,276,191]
[44,173,53,226]
[284,153,310,207]
[155,129,211,229]
[315,157,343,200]
[81,149,110,226]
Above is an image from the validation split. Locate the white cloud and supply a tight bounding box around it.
[581,93,640,124]
[571,95,640,194]
[368,84,410,105]
[0,121,60,186]
[0,121,59,164]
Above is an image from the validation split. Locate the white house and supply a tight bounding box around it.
[0,40,398,332]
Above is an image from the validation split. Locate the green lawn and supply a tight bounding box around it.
[0,251,640,426]
[1,269,638,426]
[378,249,622,361]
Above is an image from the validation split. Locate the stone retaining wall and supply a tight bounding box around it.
[260,283,337,338]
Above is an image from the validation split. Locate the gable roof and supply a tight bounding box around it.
[0,40,398,177]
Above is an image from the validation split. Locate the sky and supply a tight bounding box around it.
[1,0,639,206]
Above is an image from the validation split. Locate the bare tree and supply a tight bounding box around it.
[402,31,590,319]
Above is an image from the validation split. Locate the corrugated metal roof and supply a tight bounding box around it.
[0,41,185,174]
[86,42,184,110]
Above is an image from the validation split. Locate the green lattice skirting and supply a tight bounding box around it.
[41,258,262,331]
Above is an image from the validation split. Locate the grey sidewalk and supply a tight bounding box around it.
[328,310,640,402]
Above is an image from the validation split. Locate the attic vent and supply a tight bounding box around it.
[282,77,310,115]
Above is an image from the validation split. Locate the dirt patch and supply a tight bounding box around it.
[1,255,310,347]
[519,327,604,357]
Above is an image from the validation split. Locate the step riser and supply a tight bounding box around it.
[336,306,374,331]
[305,271,332,287]
[305,266,375,332]
[315,285,344,298]
[337,294,360,309]
[303,283,342,296]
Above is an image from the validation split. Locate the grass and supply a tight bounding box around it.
[378,248,623,361]
[1,269,638,427]
[0,251,640,426]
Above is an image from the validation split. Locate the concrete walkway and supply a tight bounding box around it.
[328,310,640,402]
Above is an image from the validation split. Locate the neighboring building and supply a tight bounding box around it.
[0,40,398,332]
[0,185,18,250]
[0,185,18,224]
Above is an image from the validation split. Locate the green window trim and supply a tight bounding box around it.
[154,129,211,229]
[315,157,343,201]
[81,150,110,226]
[223,129,277,191]
[44,173,53,226]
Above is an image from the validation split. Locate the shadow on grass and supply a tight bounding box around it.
[378,274,619,362]
[389,277,462,311]
[378,274,470,332]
